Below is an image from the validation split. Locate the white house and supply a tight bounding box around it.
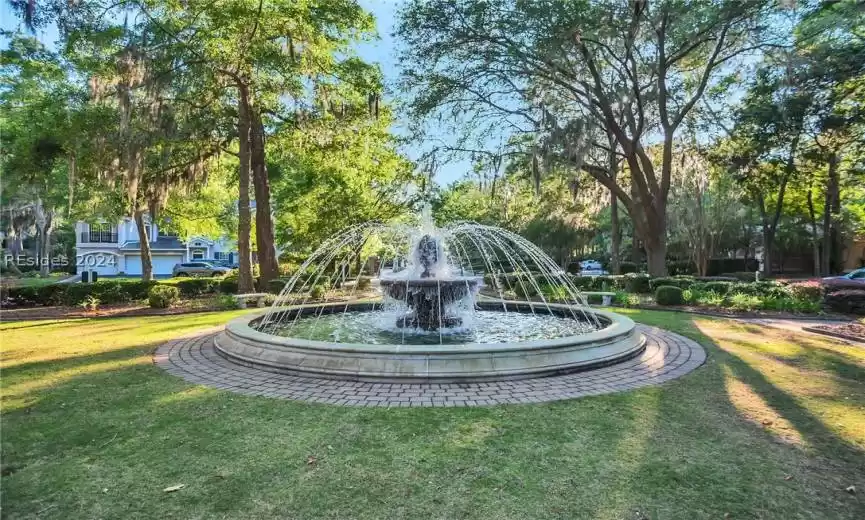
[75,216,238,277]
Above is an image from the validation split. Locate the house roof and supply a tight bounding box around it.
[121,236,186,251]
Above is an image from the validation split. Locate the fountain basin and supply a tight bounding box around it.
[214,302,645,383]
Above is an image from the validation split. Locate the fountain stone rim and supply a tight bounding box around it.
[213,302,646,382]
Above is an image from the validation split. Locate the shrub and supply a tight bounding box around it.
[667,260,696,276]
[624,273,651,294]
[614,290,640,307]
[788,281,822,302]
[720,271,760,282]
[513,282,539,299]
[148,285,179,308]
[62,281,128,305]
[215,294,240,310]
[218,275,239,294]
[356,276,372,290]
[7,286,42,305]
[823,290,865,315]
[173,277,217,298]
[585,293,604,305]
[540,283,569,302]
[120,280,158,300]
[730,281,789,299]
[309,285,325,300]
[618,261,638,274]
[267,278,289,294]
[727,293,762,312]
[655,285,684,305]
[703,281,734,295]
[650,277,694,291]
[592,275,618,291]
[80,295,100,312]
[567,275,594,291]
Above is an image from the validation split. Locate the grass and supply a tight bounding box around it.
[0,273,69,288]
[2,309,864,519]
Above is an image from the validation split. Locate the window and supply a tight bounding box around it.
[214,252,226,260]
[87,223,116,243]
[192,250,204,260]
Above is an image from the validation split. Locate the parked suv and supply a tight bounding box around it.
[172,262,231,277]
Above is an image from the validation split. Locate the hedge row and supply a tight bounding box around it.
[824,290,865,315]
[3,276,240,307]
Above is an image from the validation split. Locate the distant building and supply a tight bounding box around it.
[74,216,238,276]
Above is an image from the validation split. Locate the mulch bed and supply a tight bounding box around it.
[804,323,865,343]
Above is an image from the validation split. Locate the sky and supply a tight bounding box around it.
[0,1,471,185]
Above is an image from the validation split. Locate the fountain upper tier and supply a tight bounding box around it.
[379,233,482,330]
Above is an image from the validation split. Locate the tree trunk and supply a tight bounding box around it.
[250,108,279,285]
[643,201,668,277]
[822,153,838,276]
[237,84,256,293]
[608,133,621,274]
[38,220,53,277]
[134,210,153,281]
[645,237,667,278]
[761,226,774,278]
[33,198,54,276]
[830,156,842,274]
[806,183,820,276]
[610,193,621,274]
[629,181,641,265]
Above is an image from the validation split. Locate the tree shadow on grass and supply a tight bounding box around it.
[4,316,865,519]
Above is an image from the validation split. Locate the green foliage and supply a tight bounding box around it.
[267,279,288,295]
[729,281,789,299]
[788,282,823,302]
[650,277,694,291]
[618,262,639,274]
[80,295,100,312]
[613,291,640,307]
[218,276,240,295]
[309,285,325,300]
[727,293,763,312]
[148,285,179,309]
[667,260,696,276]
[703,281,734,295]
[721,271,761,282]
[823,290,865,315]
[172,278,218,298]
[215,294,241,311]
[624,274,651,294]
[356,277,372,290]
[655,286,685,306]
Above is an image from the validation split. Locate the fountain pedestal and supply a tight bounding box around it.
[380,278,479,330]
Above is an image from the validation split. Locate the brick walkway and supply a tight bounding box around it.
[153,325,706,407]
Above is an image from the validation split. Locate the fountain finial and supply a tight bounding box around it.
[416,234,439,278]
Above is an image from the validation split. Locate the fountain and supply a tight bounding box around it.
[213,207,645,382]
[380,234,481,330]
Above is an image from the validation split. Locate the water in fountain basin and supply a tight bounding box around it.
[270,310,597,345]
[258,206,602,343]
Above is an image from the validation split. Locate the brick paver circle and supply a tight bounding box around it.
[153,325,706,406]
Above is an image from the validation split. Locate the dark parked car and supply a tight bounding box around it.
[822,268,865,288]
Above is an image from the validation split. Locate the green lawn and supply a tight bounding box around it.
[0,273,69,288]
[1,309,864,519]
